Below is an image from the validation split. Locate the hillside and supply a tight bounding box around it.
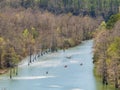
[0,0,120,18]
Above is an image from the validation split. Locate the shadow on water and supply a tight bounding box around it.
[95,76,116,90]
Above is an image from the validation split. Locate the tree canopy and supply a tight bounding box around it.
[0,0,120,18]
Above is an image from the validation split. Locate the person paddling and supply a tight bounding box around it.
[64,65,67,68]
[46,71,48,74]
[80,63,83,66]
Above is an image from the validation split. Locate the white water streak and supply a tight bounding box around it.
[0,76,56,80]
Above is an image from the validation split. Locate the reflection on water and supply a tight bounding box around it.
[96,77,115,90]
[0,40,114,90]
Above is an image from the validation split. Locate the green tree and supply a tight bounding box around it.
[106,13,120,29]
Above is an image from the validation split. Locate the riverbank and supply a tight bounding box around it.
[94,67,115,90]
[0,69,8,75]
[0,40,97,90]
[0,37,92,76]
[93,15,120,89]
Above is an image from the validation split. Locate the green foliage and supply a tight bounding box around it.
[106,13,120,29]
[31,27,39,39]
[98,21,107,30]
[0,37,4,43]
[107,37,120,57]
[23,29,29,38]
[10,47,19,65]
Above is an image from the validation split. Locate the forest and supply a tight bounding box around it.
[0,0,120,89]
[0,0,120,19]
[0,8,101,69]
[93,14,120,88]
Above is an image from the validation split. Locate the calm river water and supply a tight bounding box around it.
[0,40,114,90]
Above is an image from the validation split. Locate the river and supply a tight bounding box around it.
[0,40,114,90]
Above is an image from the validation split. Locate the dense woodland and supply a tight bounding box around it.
[0,0,120,19]
[93,14,120,88]
[0,0,107,70]
[0,8,101,69]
